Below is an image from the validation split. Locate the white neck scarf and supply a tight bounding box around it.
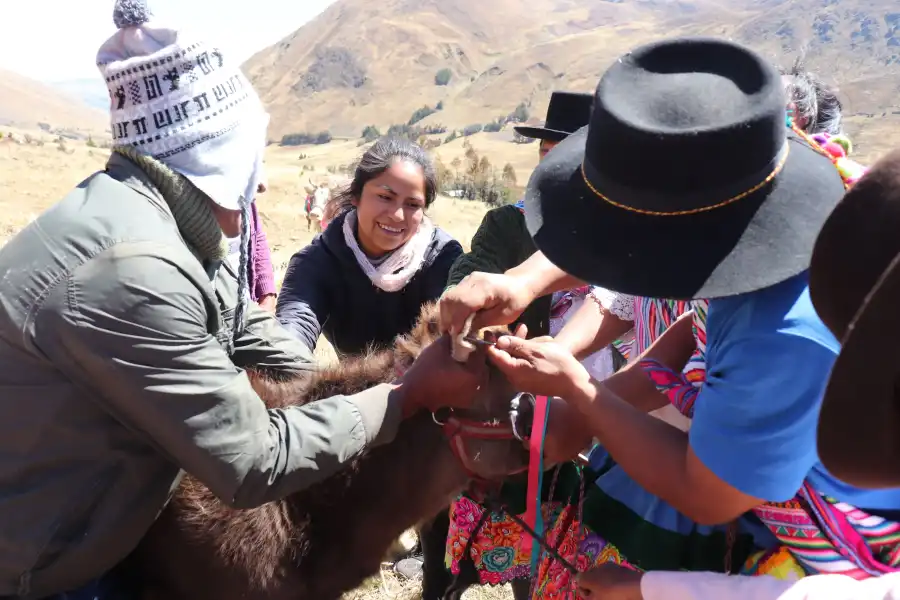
[342,210,435,292]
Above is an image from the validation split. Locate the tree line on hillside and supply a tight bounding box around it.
[280,131,333,146]
[434,139,519,207]
[280,99,532,149]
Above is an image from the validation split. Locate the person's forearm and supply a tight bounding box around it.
[566,376,698,516]
[232,382,410,508]
[555,298,634,360]
[506,251,584,299]
[596,313,696,413]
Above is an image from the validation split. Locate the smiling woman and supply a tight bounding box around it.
[276,136,463,356]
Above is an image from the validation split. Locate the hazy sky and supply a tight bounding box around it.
[0,0,338,82]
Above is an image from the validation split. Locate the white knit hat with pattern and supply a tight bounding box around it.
[96,0,268,212]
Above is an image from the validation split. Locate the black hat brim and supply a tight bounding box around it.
[817,253,900,488]
[512,126,570,142]
[523,126,847,300]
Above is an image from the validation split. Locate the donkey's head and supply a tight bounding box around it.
[393,303,530,481]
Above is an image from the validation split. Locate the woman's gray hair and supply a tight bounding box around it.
[781,58,843,135]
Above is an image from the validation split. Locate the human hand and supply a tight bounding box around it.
[486,335,592,401]
[258,294,277,313]
[398,335,488,416]
[439,272,536,336]
[577,564,645,600]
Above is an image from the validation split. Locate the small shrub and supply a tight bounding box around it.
[436,100,444,110]
[510,102,529,123]
[483,121,503,132]
[435,68,452,86]
[408,106,437,126]
[462,123,483,136]
[361,125,381,142]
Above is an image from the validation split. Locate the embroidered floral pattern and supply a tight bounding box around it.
[445,495,567,586]
[530,505,639,600]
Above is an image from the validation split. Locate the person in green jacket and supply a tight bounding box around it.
[0,3,483,599]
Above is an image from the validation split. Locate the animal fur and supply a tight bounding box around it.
[127,303,522,600]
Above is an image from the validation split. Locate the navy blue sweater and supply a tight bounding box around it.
[276,211,463,355]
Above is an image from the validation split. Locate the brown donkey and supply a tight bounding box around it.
[126,303,529,600]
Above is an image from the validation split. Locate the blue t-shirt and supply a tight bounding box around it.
[690,272,900,512]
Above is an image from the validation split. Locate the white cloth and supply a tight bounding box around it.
[605,292,635,321]
[642,571,900,600]
[342,210,435,293]
[96,20,268,210]
[549,289,615,382]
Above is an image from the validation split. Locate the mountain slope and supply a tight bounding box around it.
[0,69,107,135]
[51,79,111,112]
[244,0,900,140]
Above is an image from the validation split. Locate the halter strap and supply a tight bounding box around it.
[524,395,550,574]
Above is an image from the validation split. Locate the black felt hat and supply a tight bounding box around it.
[809,148,900,488]
[513,91,593,142]
[523,37,846,300]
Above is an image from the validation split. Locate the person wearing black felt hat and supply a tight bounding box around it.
[513,90,595,158]
[442,36,900,596]
[445,89,595,338]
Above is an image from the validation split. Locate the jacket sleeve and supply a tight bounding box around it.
[446,208,521,288]
[231,301,316,373]
[641,570,900,600]
[275,243,331,351]
[424,238,463,300]
[251,204,277,299]
[36,243,404,509]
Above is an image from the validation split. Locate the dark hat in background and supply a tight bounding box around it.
[523,36,846,300]
[513,91,593,142]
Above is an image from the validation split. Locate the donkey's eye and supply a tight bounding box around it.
[426,319,440,337]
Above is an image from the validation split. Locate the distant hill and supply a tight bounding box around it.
[243,0,900,141]
[51,79,110,112]
[0,69,107,137]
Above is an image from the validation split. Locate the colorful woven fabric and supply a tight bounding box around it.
[530,504,640,599]
[527,464,770,600]
[445,496,563,586]
[632,296,691,357]
[752,483,900,578]
[742,545,807,581]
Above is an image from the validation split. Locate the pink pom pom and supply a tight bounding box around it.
[823,141,847,158]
